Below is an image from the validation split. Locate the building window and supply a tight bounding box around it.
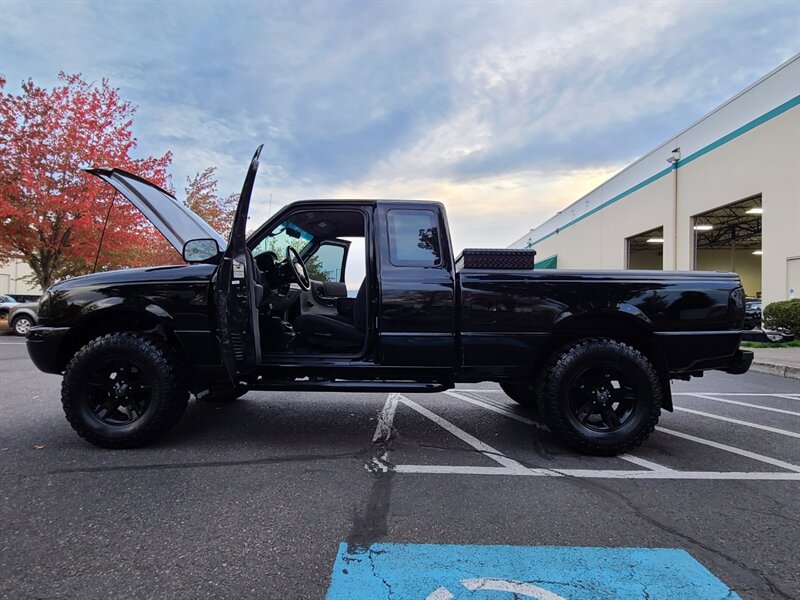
[626,227,664,270]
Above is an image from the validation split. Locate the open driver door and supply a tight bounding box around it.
[214,146,264,382]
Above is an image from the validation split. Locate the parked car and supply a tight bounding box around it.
[8,302,37,336]
[26,147,752,454]
[740,328,796,344]
[743,298,761,329]
[0,294,19,319]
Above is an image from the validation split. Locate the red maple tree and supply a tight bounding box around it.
[0,72,178,290]
[184,167,239,239]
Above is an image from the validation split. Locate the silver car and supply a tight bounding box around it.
[0,294,19,319]
[7,302,37,336]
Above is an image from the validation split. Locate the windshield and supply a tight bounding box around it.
[252,220,313,259]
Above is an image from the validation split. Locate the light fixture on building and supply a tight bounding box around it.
[666,147,681,164]
[647,238,665,243]
[693,224,714,231]
[752,250,763,255]
[746,207,763,215]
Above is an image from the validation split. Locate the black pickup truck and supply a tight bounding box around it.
[27,147,752,455]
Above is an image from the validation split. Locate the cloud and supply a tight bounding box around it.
[1,0,798,248]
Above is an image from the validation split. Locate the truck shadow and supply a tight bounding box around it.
[167,392,386,452]
[165,391,568,463]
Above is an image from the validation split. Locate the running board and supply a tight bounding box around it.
[248,380,453,393]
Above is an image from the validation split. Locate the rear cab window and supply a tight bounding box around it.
[387,209,442,267]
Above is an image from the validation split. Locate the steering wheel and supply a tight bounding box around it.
[286,246,311,291]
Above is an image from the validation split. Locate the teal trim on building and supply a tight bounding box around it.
[534,255,558,269]
[526,95,800,249]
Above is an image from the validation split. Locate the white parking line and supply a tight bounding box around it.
[673,407,800,438]
[683,393,800,416]
[617,454,674,471]
[373,393,400,442]
[396,395,530,474]
[444,390,536,425]
[393,464,800,480]
[449,390,673,472]
[394,465,557,476]
[775,394,800,401]
[385,393,800,481]
[673,392,799,396]
[656,426,800,472]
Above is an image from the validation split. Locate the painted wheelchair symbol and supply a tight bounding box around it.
[427,578,566,600]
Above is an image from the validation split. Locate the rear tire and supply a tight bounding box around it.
[62,333,189,448]
[538,338,662,456]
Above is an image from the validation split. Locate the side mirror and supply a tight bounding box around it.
[183,239,220,263]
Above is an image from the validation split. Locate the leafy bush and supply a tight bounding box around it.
[762,299,800,335]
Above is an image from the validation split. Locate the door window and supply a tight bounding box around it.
[307,243,346,282]
[387,209,441,267]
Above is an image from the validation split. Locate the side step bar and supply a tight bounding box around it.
[248,379,453,393]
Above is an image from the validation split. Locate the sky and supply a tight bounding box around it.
[1,0,798,253]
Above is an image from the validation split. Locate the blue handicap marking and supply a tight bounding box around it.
[326,543,741,599]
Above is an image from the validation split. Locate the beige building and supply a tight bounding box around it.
[0,259,42,300]
[511,55,800,307]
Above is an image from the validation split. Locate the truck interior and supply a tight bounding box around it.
[249,208,369,357]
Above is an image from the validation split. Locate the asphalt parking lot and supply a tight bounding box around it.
[1,336,798,599]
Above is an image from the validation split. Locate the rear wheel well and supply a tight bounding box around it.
[533,315,673,411]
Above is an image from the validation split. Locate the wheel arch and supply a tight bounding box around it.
[10,309,37,324]
[538,311,673,411]
[58,306,189,376]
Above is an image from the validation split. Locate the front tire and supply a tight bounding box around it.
[62,333,189,448]
[11,315,33,336]
[538,338,662,456]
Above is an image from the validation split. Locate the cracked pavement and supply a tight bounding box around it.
[1,338,798,599]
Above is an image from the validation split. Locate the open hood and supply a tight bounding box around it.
[84,168,227,254]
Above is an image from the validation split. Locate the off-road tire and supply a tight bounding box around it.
[62,333,189,448]
[537,338,662,456]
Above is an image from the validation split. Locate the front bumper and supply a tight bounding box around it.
[724,349,754,375]
[26,326,71,374]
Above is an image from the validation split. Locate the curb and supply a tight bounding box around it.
[750,361,800,380]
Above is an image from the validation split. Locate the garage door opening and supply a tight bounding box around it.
[693,196,762,298]
[626,227,664,270]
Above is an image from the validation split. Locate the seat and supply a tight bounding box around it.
[293,280,367,348]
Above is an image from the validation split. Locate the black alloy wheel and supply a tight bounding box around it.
[568,364,637,432]
[85,358,152,426]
